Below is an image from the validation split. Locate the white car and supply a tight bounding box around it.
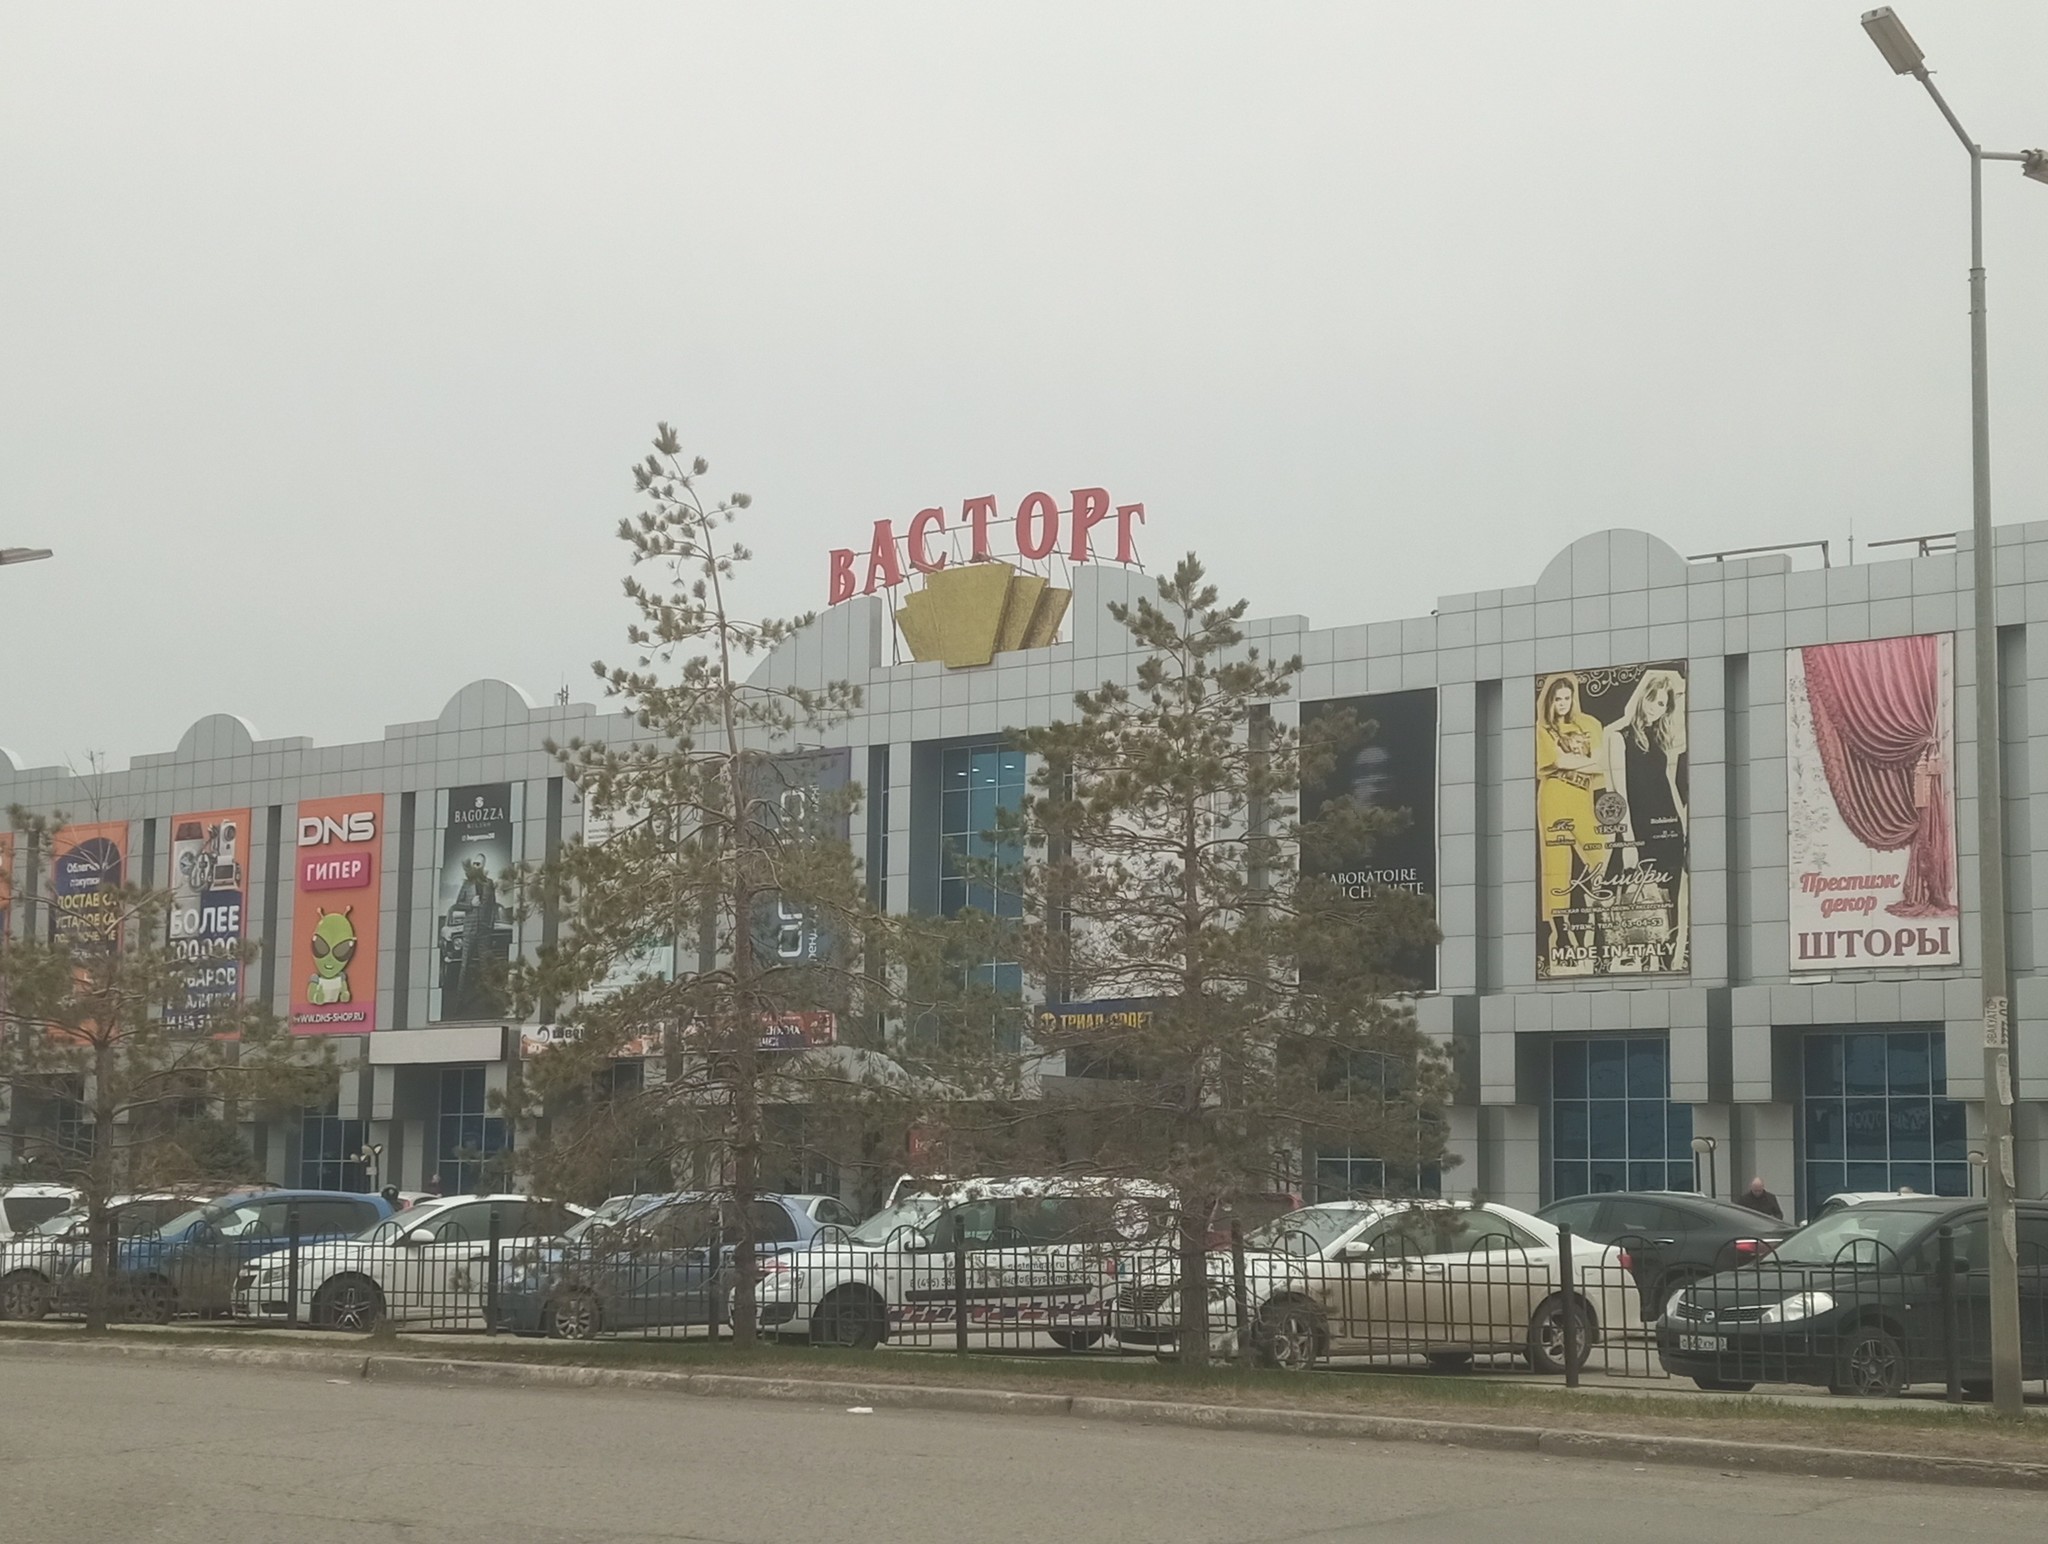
[0,1185,80,1244]
[233,1193,589,1332]
[758,1176,1176,1349]
[1109,1199,1635,1372]
[0,1193,205,1320]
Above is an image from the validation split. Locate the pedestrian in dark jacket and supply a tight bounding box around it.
[1735,1177,1783,1220]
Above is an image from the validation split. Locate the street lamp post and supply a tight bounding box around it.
[1861,6,2047,1420]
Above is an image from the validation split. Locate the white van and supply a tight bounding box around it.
[758,1175,1175,1351]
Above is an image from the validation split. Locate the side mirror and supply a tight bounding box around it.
[1337,1242,1375,1261]
[904,1228,934,1253]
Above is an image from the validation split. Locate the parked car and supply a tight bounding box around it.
[240,1193,588,1331]
[1110,1199,1634,1372]
[759,1176,1179,1350]
[77,1189,392,1322]
[501,1192,842,1338]
[785,1194,862,1230]
[1657,1197,2048,1395]
[1536,1190,1795,1320]
[0,1194,203,1320]
[1811,1189,1934,1219]
[0,1184,80,1243]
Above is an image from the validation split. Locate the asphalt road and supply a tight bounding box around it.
[0,1355,2037,1543]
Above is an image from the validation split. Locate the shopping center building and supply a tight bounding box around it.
[5,520,2045,1218]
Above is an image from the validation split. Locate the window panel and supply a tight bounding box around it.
[1843,1034,1887,1096]
[1625,1039,1666,1099]
[1586,1042,1627,1099]
[1552,1041,1587,1099]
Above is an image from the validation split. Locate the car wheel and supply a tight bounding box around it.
[313,1277,385,1333]
[118,1278,175,1326]
[1833,1324,1907,1398]
[809,1288,886,1350]
[1691,1377,1755,1392]
[1526,1293,1593,1375]
[1048,1330,1103,1352]
[547,1289,603,1341]
[0,1271,51,1322]
[1426,1352,1474,1374]
[1252,1298,1324,1371]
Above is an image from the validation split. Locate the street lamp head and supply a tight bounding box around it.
[2024,150,2048,186]
[1861,7,1926,76]
[0,547,53,566]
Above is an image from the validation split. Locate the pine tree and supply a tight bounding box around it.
[512,426,902,1345]
[959,555,1454,1365]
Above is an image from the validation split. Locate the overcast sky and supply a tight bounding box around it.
[5,2,2046,772]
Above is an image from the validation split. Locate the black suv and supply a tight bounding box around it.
[1537,1190,1795,1320]
[1656,1198,2048,1395]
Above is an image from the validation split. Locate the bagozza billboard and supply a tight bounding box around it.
[435,782,518,1022]
[1536,663,1689,978]
[1787,633,1959,969]
[1299,689,1438,992]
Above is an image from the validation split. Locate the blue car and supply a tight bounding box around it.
[500,1193,843,1339]
[78,1188,391,1323]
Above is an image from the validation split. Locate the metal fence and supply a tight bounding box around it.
[5,1203,2043,1404]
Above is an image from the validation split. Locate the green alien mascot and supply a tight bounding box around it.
[306,906,357,1005]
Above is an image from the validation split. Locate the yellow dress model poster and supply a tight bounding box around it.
[1536,663,1688,978]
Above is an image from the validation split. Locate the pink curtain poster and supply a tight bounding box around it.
[1786,633,1960,970]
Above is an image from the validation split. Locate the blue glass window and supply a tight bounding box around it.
[1550,1035,1693,1200]
[1801,1030,1967,1209]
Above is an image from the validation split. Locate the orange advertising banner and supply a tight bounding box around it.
[289,794,383,1035]
[48,821,129,952]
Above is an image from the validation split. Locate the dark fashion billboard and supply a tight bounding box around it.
[436,783,516,1021]
[1299,690,1439,992]
[1536,662,1689,978]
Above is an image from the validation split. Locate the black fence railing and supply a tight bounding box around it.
[5,1206,2043,1403]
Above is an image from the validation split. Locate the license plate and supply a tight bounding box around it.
[1677,1334,1723,1352]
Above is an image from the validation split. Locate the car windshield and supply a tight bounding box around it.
[564,1197,662,1244]
[1246,1207,1366,1255]
[150,1204,218,1239]
[1767,1207,1937,1266]
[357,1199,458,1243]
[37,1209,87,1237]
[846,1196,941,1246]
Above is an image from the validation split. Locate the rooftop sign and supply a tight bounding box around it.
[827,488,1145,604]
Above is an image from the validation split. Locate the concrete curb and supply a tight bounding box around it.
[7,1339,2045,1492]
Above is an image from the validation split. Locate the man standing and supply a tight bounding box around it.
[1735,1176,1783,1220]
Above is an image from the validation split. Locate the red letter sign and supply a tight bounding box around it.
[1015,492,1059,560]
[828,548,857,605]
[1068,487,1110,561]
[962,495,998,561]
[907,507,948,573]
[862,519,904,594]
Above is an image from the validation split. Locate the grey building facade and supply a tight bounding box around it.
[6,525,2044,1216]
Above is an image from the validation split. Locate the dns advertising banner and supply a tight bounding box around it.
[290,794,383,1034]
[1787,634,1960,969]
[166,809,251,1033]
[49,821,128,952]
[1298,690,1439,992]
[435,782,517,1022]
[1536,663,1689,978]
